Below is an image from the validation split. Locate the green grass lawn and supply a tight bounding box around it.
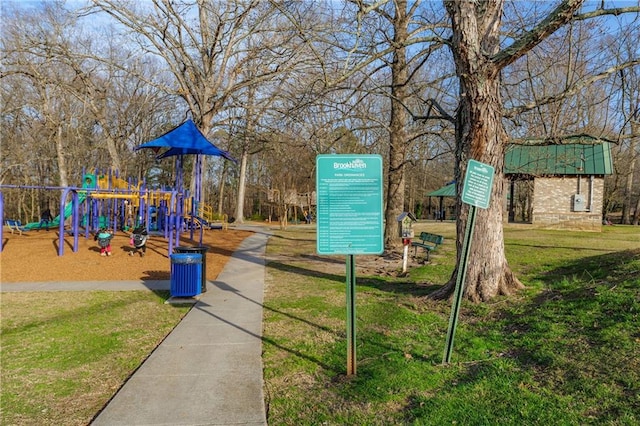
[1,291,190,426]
[1,224,638,425]
[262,224,640,425]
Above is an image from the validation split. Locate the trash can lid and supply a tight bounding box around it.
[175,246,209,252]
[170,253,202,264]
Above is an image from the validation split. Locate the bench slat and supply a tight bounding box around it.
[410,231,444,261]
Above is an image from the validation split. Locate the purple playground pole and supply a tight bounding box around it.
[174,155,184,250]
[111,195,118,232]
[189,195,195,241]
[71,193,80,252]
[162,200,169,240]
[0,192,4,253]
[195,154,202,205]
[82,193,90,240]
[58,190,68,256]
[58,188,79,256]
[194,154,204,244]
[168,192,176,256]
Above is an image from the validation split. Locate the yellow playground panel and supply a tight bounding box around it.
[183,199,228,229]
[82,173,228,230]
[85,174,173,209]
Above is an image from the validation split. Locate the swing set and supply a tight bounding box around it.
[1,120,237,255]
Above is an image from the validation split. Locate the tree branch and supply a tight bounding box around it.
[573,5,640,21]
[504,59,640,118]
[492,0,584,71]
[412,98,455,123]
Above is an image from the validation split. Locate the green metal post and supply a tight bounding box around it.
[443,205,477,364]
[346,254,357,375]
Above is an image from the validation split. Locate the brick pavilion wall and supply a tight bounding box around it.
[531,176,604,231]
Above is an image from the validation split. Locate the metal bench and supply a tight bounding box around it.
[410,231,444,261]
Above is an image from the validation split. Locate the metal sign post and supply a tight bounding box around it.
[443,159,495,364]
[346,254,357,375]
[316,154,383,375]
[443,204,477,364]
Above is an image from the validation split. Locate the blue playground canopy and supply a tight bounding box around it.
[135,119,236,162]
[134,119,235,249]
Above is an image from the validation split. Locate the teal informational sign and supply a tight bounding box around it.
[316,154,384,255]
[443,158,496,364]
[461,159,495,209]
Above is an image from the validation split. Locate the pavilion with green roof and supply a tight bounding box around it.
[505,137,613,230]
[426,136,613,230]
[426,182,456,220]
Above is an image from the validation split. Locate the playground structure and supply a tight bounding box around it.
[17,173,143,232]
[1,120,237,255]
[0,170,223,256]
[288,190,316,224]
[261,188,316,227]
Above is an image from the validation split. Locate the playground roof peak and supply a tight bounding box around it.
[135,119,236,162]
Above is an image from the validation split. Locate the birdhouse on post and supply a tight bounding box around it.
[397,212,416,239]
[397,212,416,274]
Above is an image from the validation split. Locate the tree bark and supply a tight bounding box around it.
[217,161,228,217]
[384,0,410,251]
[235,144,248,223]
[235,85,256,224]
[432,0,588,301]
[432,0,524,301]
[621,120,638,224]
[55,125,69,188]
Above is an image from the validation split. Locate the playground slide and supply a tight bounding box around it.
[23,192,88,230]
[184,214,223,230]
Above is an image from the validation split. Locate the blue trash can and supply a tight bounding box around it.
[174,246,209,293]
[170,253,202,297]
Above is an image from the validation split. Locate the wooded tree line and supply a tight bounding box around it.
[1,0,638,301]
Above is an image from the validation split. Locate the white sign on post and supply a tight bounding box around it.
[461,159,495,209]
[443,158,495,364]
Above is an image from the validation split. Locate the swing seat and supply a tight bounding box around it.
[5,219,27,235]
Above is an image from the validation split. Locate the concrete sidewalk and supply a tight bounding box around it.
[90,228,271,425]
[0,280,170,292]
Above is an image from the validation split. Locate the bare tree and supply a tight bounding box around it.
[617,37,640,224]
[1,2,88,188]
[1,1,166,179]
[89,0,307,210]
[430,0,640,302]
[302,0,452,249]
[228,9,319,222]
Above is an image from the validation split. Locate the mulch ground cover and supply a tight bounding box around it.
[0,227,253,283]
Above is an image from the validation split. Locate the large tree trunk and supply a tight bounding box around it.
[432,0,523,302]
[632,196,640,226]
[55,124,69,188]
[235,88,255,225]
[235,144,248,223]
[621,120,638,224]
[217,161,228,217]
[191,116,216,204]
[383,0,409,252]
